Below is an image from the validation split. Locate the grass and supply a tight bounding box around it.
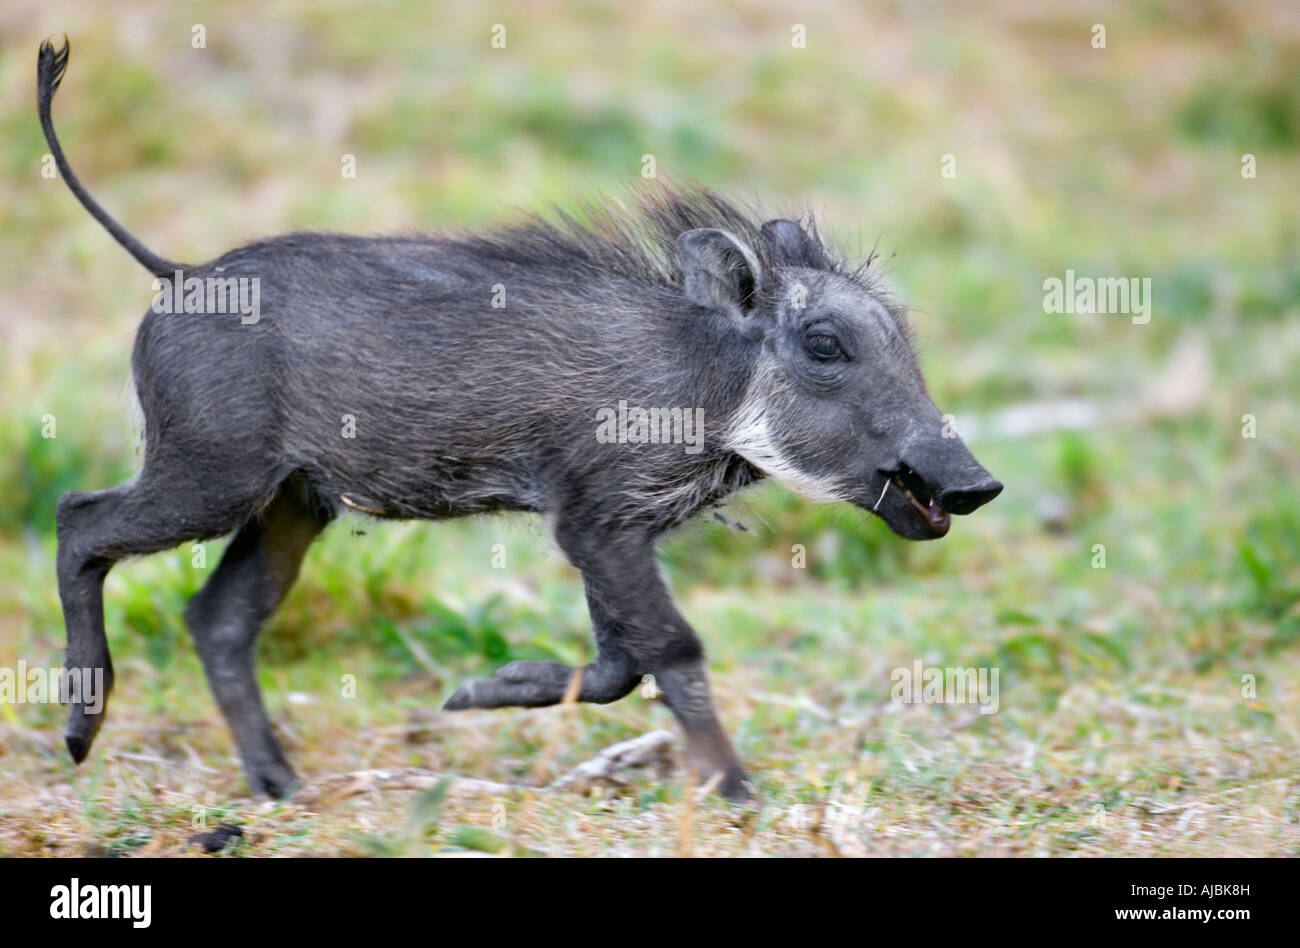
[1,0,1298,856]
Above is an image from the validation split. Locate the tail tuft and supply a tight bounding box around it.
[37,35,71,102]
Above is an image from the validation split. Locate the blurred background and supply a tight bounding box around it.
[1,0,1297,856]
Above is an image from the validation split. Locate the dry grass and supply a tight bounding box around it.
[3,566,1298,857]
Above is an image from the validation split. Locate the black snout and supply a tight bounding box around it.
[937,478,1003,515]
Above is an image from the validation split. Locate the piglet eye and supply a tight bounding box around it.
[805,333,842,360]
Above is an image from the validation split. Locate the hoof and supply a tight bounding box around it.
[442,679,482,711]
[717,766,756,804]
[249,761,299,800]
[64,706,105,764]
[65,733,90,764]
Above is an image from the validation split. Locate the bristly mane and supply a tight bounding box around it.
[445,179,881,293]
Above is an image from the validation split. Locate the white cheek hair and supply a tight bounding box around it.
[725,377,847,503]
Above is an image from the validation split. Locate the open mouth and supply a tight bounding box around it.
[883,463,950,536]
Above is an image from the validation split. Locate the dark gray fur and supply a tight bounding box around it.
[40,38,1001,802]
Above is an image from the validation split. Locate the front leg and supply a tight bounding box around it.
[558,520,752,802]
[444,571,640,710]
[442,654,638,709]
[443,519,752,802]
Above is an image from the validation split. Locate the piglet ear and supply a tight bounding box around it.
[677,228,762,318]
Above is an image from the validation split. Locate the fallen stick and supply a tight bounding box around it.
[301,768,519,805]
[549,729,676,792]
[302,729,678,804]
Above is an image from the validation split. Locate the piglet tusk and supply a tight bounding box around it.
[873,479,890,511]
[340,494,385,515]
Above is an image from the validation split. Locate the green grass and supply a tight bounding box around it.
[1,0,1299,856]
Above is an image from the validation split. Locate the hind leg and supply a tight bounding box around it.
[183,480,331,798]
[56,477,252,762]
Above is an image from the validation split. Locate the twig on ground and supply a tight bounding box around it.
[301,729,678,805]
[302,768,518,806]
[549,729,676,793]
